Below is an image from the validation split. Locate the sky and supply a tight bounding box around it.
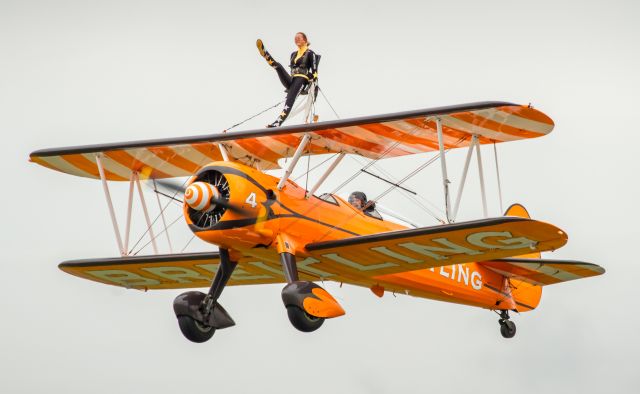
[1,0,639,393]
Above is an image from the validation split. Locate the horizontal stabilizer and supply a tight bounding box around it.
[479,258,605,286]
[303,217,568,279]
[30,101,553,180]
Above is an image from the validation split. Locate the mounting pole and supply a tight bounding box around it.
[95,154,125,256]
[123,172,136,254]
[134,173,159,254]
[278,133,311,190]
[475,141,488,218]
[306,152,345,198]
[218,143,230,162]
[435,117,452,223]
[493,143,504,214]
[452,135,478,221]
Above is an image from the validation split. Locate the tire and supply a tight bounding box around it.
[500,320,516,339]
[177,315,216,343]
[286,306,325,333]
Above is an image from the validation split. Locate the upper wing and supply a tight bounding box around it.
[302,217,568,279]
[30,101,553,180]
[479,258,605,286]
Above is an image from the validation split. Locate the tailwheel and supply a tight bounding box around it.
[286,306,325,333]
[498,310,516,339]
[177,316,215,343]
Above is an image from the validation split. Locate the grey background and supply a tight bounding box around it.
[1,0,639,393]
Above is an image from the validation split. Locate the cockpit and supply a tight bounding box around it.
[317,192,383,220]
[348,191,382,220]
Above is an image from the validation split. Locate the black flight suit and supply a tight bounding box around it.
[268,47,319,127]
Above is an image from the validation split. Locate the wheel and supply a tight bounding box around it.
[286,306,325,332]
[500,320,516,339]
[177,315,216,343]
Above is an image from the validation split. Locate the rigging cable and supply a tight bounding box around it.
[316,86,446,223]
[128,176,188,255]
[224,100,284,131]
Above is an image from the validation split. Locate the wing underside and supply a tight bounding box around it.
[30,101,554,180]
[58,252,293,290]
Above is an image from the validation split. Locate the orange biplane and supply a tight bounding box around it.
[30,101,604,342]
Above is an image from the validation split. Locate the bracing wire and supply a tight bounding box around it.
[225,100,284,131]
[318,87,340,119]
[317,151,449,241]
[349,155,444,222]
[133,212,185,255]
[130,101,294,255]
[128,177,188,255]
[292,153,339,182]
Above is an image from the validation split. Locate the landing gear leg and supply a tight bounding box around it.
[498,310,517,339]
[279,252,325,333]
[173,248,237,343]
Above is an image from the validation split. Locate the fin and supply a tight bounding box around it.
[504,203,540,258]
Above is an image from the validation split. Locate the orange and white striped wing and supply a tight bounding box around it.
[30,101,554,180]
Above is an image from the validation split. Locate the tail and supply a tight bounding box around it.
[501,203,542,311]
[504,203,540,259]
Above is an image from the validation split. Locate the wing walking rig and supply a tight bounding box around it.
[30,101,604,342]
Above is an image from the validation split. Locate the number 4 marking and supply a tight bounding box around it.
[245,192,257,208]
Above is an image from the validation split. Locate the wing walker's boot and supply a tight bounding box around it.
[267,109,288,128]
[256,39,276,68]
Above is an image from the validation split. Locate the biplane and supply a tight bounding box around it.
[29,100,604,343]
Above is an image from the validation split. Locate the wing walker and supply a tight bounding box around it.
[30,100,605,343]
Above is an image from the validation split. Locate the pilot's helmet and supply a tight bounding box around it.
[348,191,367,209]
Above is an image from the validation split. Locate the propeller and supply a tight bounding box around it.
[154,178,250,215]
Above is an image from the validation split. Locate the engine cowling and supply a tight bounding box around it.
[183,163,276,249]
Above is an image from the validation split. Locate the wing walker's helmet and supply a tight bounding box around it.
[348,191,367,209]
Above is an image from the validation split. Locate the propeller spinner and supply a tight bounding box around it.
[184,181,220,212]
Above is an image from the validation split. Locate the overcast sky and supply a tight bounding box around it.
[2,0,639,393]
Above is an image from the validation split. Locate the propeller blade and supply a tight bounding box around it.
[156,179,252,215]
[210,197,252,215]
[154,179,187,195]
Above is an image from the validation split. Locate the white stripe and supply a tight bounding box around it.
[384,120,460,147]
[82,153,132,180]
[257,136,296,157]
[336,126,424,154]
[39,155,95,178]
[492,110,554,134]
[311,127,414,158]
[123,148,189,177]
[225,141,278,169]
[308,132,373,157]
[173,144,217,167]
[441,115,521,142]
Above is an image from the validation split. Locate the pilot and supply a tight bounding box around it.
[348,191,382,219]
[257,32,319,128]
